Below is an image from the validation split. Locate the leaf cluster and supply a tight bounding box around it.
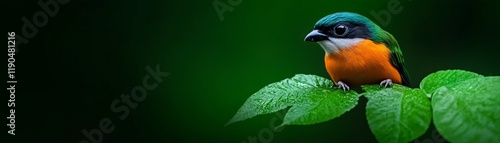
[227,70,500,143]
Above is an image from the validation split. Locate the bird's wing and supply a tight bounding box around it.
[380,31,411,86]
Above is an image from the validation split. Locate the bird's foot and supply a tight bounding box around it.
[333,81,350,92]
[379,79,393,88]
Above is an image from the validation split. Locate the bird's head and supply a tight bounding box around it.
[304,12,385,54]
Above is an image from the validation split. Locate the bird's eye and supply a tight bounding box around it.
[333,25,348,36]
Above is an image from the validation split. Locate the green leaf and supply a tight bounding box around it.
[226,74,360,127]
[280,89,358,126]
[364,84,432,143]
[432,76,500,143]
[420,70,483,97]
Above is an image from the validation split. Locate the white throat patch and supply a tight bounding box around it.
[317,38,364,54]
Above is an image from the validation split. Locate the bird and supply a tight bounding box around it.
[304,12,410,91]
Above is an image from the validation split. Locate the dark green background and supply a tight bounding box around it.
[4,0,500,142]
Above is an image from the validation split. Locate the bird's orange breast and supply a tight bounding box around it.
[324,39,402,87]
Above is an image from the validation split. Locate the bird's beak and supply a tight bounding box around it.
[304,30,328,42]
